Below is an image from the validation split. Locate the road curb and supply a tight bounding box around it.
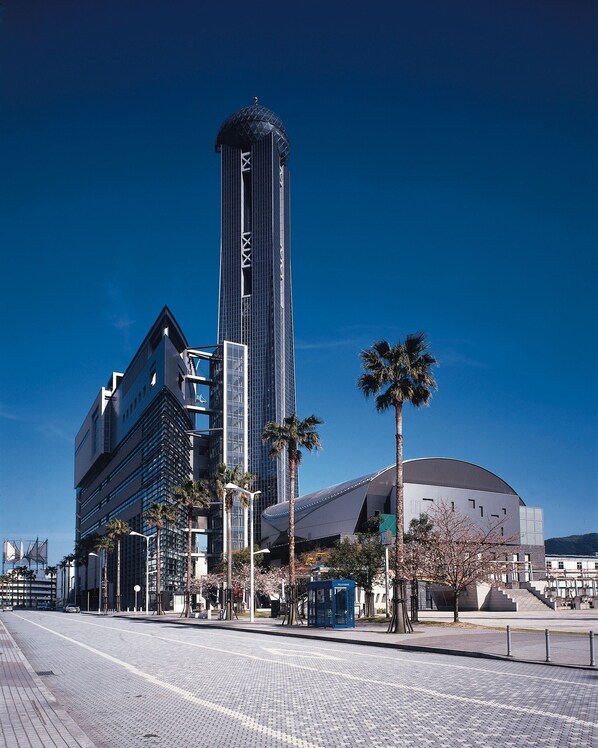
[111,614,597,671]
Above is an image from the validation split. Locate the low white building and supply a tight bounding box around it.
[543,554,598,604]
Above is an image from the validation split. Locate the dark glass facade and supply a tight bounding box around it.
[216,103,296,522]
[74,309,195,610]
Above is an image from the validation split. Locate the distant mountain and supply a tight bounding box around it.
[545,533,598,556]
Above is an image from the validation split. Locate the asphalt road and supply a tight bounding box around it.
[4,611,597,748]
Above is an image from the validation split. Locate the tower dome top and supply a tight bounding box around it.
[215,100,290,163]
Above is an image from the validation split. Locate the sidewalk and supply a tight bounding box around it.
[114,608,598,670]
[0,617,97,748]
[0,610,595,748]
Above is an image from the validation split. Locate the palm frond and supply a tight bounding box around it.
[359,333,437,410]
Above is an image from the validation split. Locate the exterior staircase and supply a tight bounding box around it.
[487,586,554,612]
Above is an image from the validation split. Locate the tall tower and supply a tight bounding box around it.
[216,101,296,518]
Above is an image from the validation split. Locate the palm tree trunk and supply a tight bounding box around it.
[225,502,233,620]
[155,527,163,615]
[284,454,301,626]
[85,562,90,611]
[388,402,413,634]
[102,557,108,614]
[184,508,192,617]
[115,540,121,612]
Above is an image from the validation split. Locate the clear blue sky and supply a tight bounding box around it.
[1,1,596,565]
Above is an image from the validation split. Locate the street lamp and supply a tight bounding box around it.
[224,483,262,622]
[251,548,270,619]
[130,531,152,614]
[88,552,98,612]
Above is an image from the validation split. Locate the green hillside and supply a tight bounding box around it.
[545,533,598,555]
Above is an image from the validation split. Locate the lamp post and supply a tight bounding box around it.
[224,483,262,622]
[88,552,98,612]
[251,547,271,620]
[130,531,151,614]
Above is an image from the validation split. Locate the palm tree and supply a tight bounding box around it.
[75,533,101,610]
[25,568,36,608]
[212,464,253,620]
[61,555,76,606]
[58,558,68,607]
[106,519,131,612]
[13,565,27,606]
[94,535,114,614]
[45,566,57,605]
[144,501,177,615]
[7,569,19,606]
[173,480,212,617]
[358,333,437,633]
[262,414,323,625]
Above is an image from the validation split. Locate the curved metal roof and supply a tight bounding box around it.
[262,467,390,521]
[215,102,290,163]
[404,458,518,496]
[262,458,520,521]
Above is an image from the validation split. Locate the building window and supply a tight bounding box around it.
[480,506,484,517]
[242,267,252,296]
[558,561,564,570]
[546,561,552,569]
[468,499,475,509]
[150,368,157,387]
[577,562,582,570]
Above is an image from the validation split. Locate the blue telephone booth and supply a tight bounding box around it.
[307,579,355,628]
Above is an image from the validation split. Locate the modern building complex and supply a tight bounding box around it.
[262,458,547,611]
[74,100,298,611]
[1,540,56,608]
[74,307,247,610]
[73,103,555,616]
[216,101,297,522]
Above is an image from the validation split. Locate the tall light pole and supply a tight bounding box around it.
[130,531,151,614]
[225,483,262,622]
[88,552,98,612]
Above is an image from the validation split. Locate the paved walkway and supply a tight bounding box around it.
[110,607,598,670]
[0,617,97,747]
[1,608,596,747]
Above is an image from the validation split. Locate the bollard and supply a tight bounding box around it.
[545,628,551,663]
[506,625,512,657]
[590,631,596,667]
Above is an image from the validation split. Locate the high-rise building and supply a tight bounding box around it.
[215,101,296,519]
[74,307,247,610]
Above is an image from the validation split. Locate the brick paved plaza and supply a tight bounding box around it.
[2,611,597,747]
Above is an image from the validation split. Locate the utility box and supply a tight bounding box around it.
[307,579,355,629]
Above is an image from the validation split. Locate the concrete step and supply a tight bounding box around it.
[502,588,553,612]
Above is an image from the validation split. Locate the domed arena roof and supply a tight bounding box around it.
[404,458,518,496]
[215,100,290,163]
[263,458,520,524]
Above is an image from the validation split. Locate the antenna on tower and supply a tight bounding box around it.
[253,96,259,105]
